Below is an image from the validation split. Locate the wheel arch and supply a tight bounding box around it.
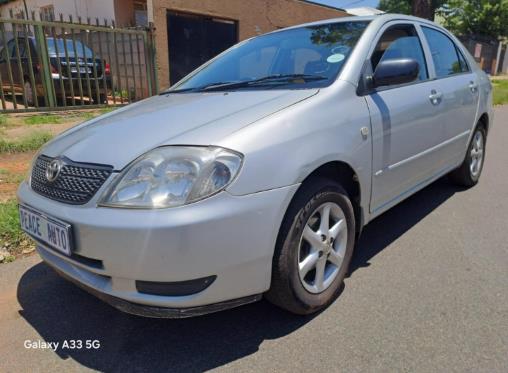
[478,112,489,133]
[297,160,364,235]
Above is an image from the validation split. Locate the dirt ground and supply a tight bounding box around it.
[0,109,113,202]
[0,152,34,202]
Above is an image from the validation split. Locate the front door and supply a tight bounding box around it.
[366,23,449,214]
[167,12,238,85]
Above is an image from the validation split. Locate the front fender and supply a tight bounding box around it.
[221,82,372,219]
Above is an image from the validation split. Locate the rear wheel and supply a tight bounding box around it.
[266,178,355,315]
[91,93,107,105]
[449,125,486,187]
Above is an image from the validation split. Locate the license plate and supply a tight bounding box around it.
[19,205,72,256]
[70,67,91,74]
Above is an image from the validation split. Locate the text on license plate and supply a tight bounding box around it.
[19,205,71,255]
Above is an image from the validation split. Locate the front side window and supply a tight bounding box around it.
[371,24,428,82]
[422,27,469,77]
[170,21,370,92]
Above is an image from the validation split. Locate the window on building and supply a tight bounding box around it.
[40,5,55,22]
[134,0,147,27]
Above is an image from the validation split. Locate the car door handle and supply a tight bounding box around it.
[469,81,478,93]
[429,90,443,105]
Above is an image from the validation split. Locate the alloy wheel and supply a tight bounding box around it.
[470,130,484,179]
[298,201,348,294]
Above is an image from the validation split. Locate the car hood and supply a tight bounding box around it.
[42,89,318,169]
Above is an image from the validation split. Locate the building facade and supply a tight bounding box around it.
[0,0,348,90]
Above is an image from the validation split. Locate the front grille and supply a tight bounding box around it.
[31,155,113,205]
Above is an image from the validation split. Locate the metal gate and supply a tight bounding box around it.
[0,13,158,112]
[167,11,237,85]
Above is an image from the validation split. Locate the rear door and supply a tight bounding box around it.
[420,26,479,164]
[364,22,449,215]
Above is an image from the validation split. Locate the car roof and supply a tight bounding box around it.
[274,13,443,32]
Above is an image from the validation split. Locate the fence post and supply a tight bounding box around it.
[146,22,159,95]
[493,41,503,76]
[34,23,57,107]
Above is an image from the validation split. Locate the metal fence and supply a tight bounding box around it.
[460,36,501,75]
[0,13,158,112]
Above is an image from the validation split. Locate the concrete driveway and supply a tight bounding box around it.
[1,107,507,373]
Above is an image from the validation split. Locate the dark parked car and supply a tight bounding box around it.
[0,37,111,106]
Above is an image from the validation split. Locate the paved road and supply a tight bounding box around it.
[1,107,507,373]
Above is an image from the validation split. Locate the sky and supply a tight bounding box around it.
[314,0,380,10]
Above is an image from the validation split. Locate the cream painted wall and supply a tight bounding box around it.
[0,0,116,22]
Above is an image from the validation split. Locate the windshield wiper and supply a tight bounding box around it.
[161,81,241,94]
[200,74,327,91]
[162,74,327,94]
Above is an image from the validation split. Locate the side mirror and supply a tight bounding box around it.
[372,58,419,88]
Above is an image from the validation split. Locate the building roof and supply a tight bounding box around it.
[345,7,385,16]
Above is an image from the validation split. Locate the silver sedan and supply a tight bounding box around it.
[17,14,493,317]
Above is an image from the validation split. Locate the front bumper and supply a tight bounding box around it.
[17,181,298,315]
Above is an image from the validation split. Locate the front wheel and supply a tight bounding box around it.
[266,178,356,315]
[449,125,486,187]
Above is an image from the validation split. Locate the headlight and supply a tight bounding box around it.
[99,146,243,208]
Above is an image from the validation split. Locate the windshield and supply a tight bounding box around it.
[170,20,370,92]
[46,38,93,58]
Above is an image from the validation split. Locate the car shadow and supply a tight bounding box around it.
[17,176,462,372]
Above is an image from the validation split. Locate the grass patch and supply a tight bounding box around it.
[0,114,7,126]
[0,131,53,154]
[0,200,22,244]
[0,200,32,261]
[0,168,25,184]
[492,79,508,106]
[23,114,61,125]
[100,106,117,114]
[79,111,97,120]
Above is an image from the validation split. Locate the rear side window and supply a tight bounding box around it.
[422,27,469,77]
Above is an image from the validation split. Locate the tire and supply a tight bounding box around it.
[265,178,356,315]
[91,93,107,105]
[449,125,486,187]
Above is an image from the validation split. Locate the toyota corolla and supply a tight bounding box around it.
[17,14,492,317]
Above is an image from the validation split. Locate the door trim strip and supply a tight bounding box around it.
[375,129,471,176]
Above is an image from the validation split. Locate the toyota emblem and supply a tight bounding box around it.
[46,159,64,182]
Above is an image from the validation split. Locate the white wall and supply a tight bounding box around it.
[0,0,116,22]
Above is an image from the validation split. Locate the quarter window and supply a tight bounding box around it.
[422,27,469,77]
